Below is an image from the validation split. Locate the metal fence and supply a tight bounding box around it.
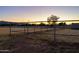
[0,20,79,43]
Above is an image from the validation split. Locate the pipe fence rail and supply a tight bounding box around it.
[1,20,79,52]
[1,20,79,43]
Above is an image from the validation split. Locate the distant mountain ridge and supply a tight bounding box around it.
[0,21,18,25]
[0,21,32,26]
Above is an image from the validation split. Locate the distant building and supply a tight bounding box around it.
[71,23,79,29]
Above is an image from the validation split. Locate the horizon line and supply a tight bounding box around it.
[0,20,79,23]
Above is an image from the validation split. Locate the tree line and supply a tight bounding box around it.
[0,15,67,26]
[0,22,67,26]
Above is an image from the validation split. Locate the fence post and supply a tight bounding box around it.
[27,25,28,34]
[24,24,26,35]
[34,25,35,32]
[9,24,12,40]
[53,21,56,43]
[33,23,36,33]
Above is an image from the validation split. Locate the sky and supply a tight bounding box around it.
[0,6,79,22]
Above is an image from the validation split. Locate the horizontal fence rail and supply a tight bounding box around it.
[1,20,79,52]
[0,20,79,42]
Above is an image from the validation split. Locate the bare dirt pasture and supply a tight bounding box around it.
[0,27,51,35]
[0,27,79,52]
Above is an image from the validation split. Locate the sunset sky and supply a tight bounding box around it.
[0,6,79,22]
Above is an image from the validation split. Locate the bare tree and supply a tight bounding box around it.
[47,17,51,25]
[47,15,59,25]
[47,15,59,42]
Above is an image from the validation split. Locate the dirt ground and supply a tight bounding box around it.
[0,29,79,53]
[0,27,79,53]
